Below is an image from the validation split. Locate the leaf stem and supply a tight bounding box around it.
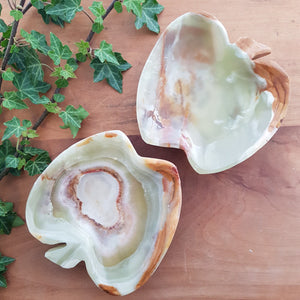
[82,9,94,24]
[22,2,32,14]
[41,63,54,72]
[85,0,119,43]
[0,0,26,92]
[7,0,15,10]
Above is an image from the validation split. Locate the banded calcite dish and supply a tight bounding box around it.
[137,12,289,174]
[26,131,181,296]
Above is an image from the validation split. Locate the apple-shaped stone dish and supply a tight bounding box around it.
[137,12,289,174]
[26,131,181,296]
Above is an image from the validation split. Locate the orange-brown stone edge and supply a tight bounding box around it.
[98,284,120,296]
[235,37,289,131]
[135,159,182,291]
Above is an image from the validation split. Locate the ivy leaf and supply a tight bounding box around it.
[134,0,164,33]
[8,46,44,84]
[37,6,65,27]
[10,10,23,21]
[0,140,15,173]
[2,91,28,110]
[0,255,15,267]
[114,1,123,13]
[46,0,83,23]
[5,155,19,169]
[20,29,50,55]
[89,1,106,20]
[0,4,2,16]
[59,105,89,137]
[66,58,78,71]
[48,32,72,65]
[53,93,65,103]
[94,41,119,65]
[24,151,51,176]
[12,71,51,104]
[0,199,24,235]
[114,52,132,71]
[90,53,131,93]
[43,102,61,114]
[0,19,8,33]
[55,78,69,88]
[60,64,76,79]
[31,0,45,10]
[122,0,145,17]
[122,0,144,17]
[0,274,7,288]
[76,52,86,62]
[75,40,90,55]
[2,117,31,141]
[92,22,104,34]
[1,68,14,81]
[0,252,16,288]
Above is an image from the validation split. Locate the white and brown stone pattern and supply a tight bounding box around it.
[25,131,182,296]
[136,12,289,175]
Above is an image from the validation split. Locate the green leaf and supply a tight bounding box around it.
[23,146,47,156]
[66,58,78,71]
[0,199,24,235]
[114,52,132,71]
[75,40,90,55]
[55,78,69,88]
[8,46,44,84]
[24,152,51,176]
[38,95,51,104]
[114,1,123,13]
[0,4,2,16]
[76,52,87,62]
[88,1,106,22]
[50,66,63,78]
[20,29,50,55]
[17,158,26,170]
[60,64,76,79]
[1,68,14,81]
[0,274,7,288]
[12,216,24,227]
[53,93,65,103]
[0,201,13,216]
[46,0,83,23]
[38,6,65,27]
[94,41,119,65]
[122,0,145,17]
[31,0,45,9]
[0,255,15,267]
[2,92,28,110]
[48,32,72,65]
[90,53,131,93]
[2,117,31,140]
[134,0,164,33]
[0,140,15,170]
[92,22,104,34]
[59,105,89,137]
[22,129,39,139]
[0,19,8,33]
[2,25,11,39]
[5,155,19,169]
[43,102,61,114]
[12,71,51,104]
[10,10,23,21]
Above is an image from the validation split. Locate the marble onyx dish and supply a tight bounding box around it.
[137,12,289,174]
[26,130,181,296]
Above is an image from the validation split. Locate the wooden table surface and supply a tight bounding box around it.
[1,1,300,299]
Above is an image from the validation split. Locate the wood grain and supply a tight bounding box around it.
[1,1,300,299]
